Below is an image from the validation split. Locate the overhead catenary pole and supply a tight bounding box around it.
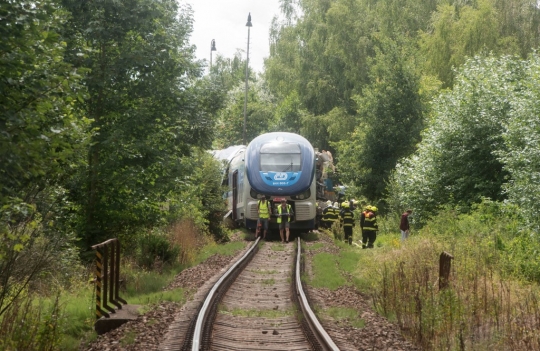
[210,39,216,69]
[243,13,252,145]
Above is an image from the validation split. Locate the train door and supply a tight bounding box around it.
[232,170,238,221]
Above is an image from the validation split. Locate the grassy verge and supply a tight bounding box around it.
[59,263,188,350]
[0,231,247,351]
[308,211,540,350]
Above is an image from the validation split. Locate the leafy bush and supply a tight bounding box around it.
[167,149,228,243]
[499,55,540,232]
[388,55,521,224]
[137,231,179,269]
[500,231,540,282]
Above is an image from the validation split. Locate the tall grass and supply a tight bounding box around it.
[0,218,226,350]
[0,294,62,351]
[169,219,207,265]
[370,237,540,350]
[59,286,96,350]
[306,204,540,350]
[362,207,540,350]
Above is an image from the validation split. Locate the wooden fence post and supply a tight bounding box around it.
[439,251,454,290]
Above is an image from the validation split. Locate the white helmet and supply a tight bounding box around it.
[333,202,339,208]
[326,200,332,206]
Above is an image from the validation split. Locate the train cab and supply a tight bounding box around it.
[245,132,315,196]
[244,133,317,231]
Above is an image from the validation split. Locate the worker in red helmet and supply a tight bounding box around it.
[362,206,378,249]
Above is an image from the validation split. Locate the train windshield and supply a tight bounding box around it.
[260,143,302,172]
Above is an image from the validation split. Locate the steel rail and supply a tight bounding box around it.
[295,237,340,351]
[191,236,261,351]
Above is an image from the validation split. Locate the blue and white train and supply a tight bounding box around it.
[213,132,317,233]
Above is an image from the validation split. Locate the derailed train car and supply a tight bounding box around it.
[214,132,317,232]
[211,145,246,226]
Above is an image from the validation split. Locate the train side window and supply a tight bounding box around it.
[222,166,229,186]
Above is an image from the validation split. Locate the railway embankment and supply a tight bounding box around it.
[82,231,420,350]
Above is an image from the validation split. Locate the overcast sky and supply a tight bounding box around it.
[183,0,282,73]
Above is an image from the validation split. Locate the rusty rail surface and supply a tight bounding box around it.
[186,236,339,351]
[189,236,261,351]
[295,237,340,351]
[91,238,127,319]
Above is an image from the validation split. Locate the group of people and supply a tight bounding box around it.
[320,200,340,227]
[321,201,372,248]
[257,194,413,247]
[256,197,294,243]
[320,201,414,248]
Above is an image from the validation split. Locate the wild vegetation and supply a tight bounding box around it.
[2,0,540,349]
[308,215,540,350]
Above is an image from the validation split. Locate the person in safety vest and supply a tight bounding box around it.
[360,205,368,246]
[277,199,294,243]
[328,202,340,226]
[257,197,271,240]
[340,202,355,245]
[315,205,323,230]
[321,200,333,228]
[362,206,378,249]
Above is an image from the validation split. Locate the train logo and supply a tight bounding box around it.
[274,172,288,181]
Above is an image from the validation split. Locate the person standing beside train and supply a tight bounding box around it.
[400,209,413,241]
[362,206,378,248]
[329,202,340,226]
[257,197,271,240]
[339,202,355,245]
[321,200,333,228]
[360,205,367,245]
[277,199,294,243]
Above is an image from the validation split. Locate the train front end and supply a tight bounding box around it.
[244,132,316,231]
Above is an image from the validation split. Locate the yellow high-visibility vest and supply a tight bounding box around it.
[258,200,270,218]
[277,204,292,223]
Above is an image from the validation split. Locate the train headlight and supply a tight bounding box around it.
[291,189,310,200]
[250,188,262,199]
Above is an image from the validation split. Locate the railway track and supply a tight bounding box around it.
[161,236,339,351]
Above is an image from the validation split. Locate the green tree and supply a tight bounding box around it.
[337,37,424,201]
[0,0,86,207]
[494,0,540,58]
[267,0,374,117]
[420,0,519,87]
[274,91,303,134]
[0,0,86,316]
[500,55,540,231]
[388,55,521,222]
[374,0,439,38]
[214,78,276,147]
[209,51,248,93]
[61,0,215,247]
